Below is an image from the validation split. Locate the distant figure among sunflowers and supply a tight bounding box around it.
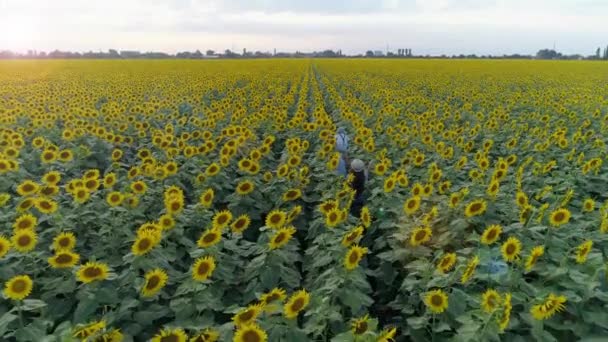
[335,127,349,176]
[349,159,369,217]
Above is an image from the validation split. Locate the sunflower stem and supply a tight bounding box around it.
[431,314,436,342]
[18,300,24,328]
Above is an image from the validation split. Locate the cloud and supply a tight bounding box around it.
[1,0,607,55]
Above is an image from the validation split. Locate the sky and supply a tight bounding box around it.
[1,0,607,56]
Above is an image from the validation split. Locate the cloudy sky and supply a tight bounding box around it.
[1,0,607,55]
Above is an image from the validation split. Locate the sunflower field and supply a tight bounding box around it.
[1,59,608,341]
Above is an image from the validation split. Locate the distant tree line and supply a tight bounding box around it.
[1,47,607,60]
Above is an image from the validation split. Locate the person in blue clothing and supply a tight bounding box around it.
[335,127,349,177]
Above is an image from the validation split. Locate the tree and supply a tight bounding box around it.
[365,50,374,57]
[206,50,215,56]
[605,46,608,60]
[536,49,559,59]
[596,47,601,59]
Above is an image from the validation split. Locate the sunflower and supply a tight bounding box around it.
[481,289,502,313]
[383,177,396,193]
[461,256,479,284]
[464,199,487,217]
[501,237,522,262]
[0,235,10,258]
[142,268,168,297]
[95,328,124,342]
[227,214,251,234]
[16,198,34,212]
[582,198,595,212]
[497,293,512,332]
[377,327,397,342]
[42,171,61,185]
[318,200,338,214]
[448,193,461,208]
[13,213,37,231]
[410,226,432,246]
[41,149,57,163]
[212,210,232,229]
[192,256,216,282]
[549,208,571,227]
[103,172,117,188]
[325,208,342,228]
[265,209,286,229]
[198,228,222,248]
[236,180,255,195]
[3,275,33,300]
[525,246,544,272]
[0,193,10,207]
[58,149,73,162]
[73,187,91,203]
[515,191,528,207]
[260,287,287,306]
[199,188,214,208]
[233,303,263,327]
[165,196,184,215]
[424,289,449,314]
[190,328,220,342]
[287,205,302,223]
[48,250,80,268]
[159,214,176,231]
[73,321,106,340]
[351,315,370,335]
[411,183,423,196]
[575,240,592,264]
[403,196,421,215]
[205,163,221,177]
[106,191,125,207]
[17,180,39,196]
[480,224,502,245]
[233,323,267,342]
[342,226,364,247]
[360,206,371,228]
[344,245,368,270]
[132,230,160,256]
[77,261,110,283]
[437,253,457,273]
[269,226,296,250]
[284,290,310,319]
[486,179,500,198]
[12,229,37,253]
[530,294,567,320]
[130,181,148,195]
[282,188,302,202]
[84,178,101,192]
[151,328,188,342]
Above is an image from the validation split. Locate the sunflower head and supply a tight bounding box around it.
[11,229,37,253]
[192,256,216,282]
[284,290,310,319]
[501,237,522,262]
[212,210,233,229]
[3,274,33,301]
[269,226,296,250]
[142,268,168,297]
[344,245,368,270]
[151,328,188,342]
[351,315,370,335]
[424,289,449,314]
[233,324,267,342]
[48,250,80,268]
[265,209,287,229]
[480,224,502,245]
[77,261,110,284]
[197,228,222,248]
[233,304,263,327]
[481,289,502,313]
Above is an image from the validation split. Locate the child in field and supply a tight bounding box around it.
[335,127,349,177]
